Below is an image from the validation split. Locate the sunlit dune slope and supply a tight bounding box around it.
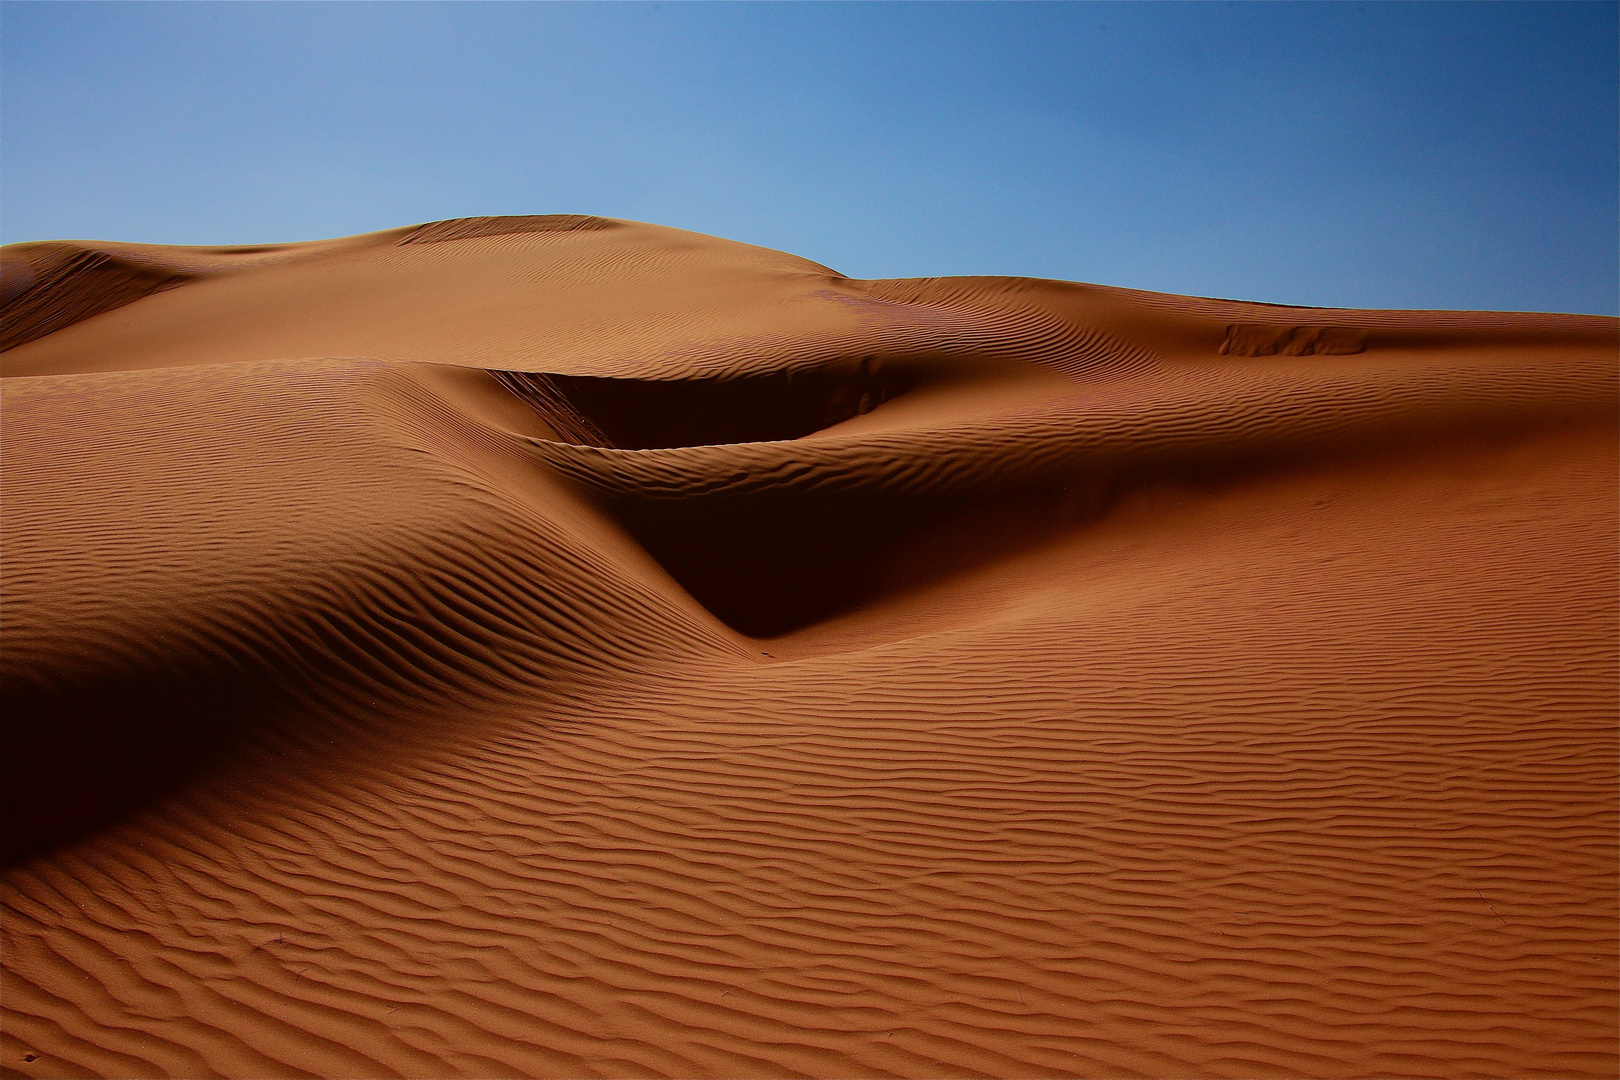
[2,216,1615,1079]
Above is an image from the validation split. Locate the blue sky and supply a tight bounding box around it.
[3,2,1615,313]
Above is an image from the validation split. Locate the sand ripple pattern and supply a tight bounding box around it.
[398,215,620,246]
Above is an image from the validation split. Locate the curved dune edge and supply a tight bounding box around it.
[1,218,1616,1078]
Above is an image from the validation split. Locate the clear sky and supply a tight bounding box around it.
[3,1,1615,314]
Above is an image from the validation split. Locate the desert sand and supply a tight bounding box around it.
[1,215,1615,1078]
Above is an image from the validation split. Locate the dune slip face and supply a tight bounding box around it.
[1,216,1616,1079]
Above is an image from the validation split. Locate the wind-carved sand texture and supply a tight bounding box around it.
[1,216,1616,1079]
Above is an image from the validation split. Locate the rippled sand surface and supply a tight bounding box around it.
[3,217,1615,1078]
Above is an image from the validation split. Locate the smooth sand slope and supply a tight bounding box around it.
[1,216,1615,1079]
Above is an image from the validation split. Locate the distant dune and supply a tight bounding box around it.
[2,216,1615,1078]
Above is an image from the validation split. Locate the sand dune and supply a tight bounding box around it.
[1,216,1615,1078]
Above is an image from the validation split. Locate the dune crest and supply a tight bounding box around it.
[2,217,1615,1078]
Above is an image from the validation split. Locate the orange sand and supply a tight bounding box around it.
[2,216,1615,1078]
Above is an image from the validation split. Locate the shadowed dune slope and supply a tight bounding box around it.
[2,217,1616,1079]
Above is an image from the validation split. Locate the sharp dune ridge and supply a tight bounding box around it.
[0,216,1615,1078]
